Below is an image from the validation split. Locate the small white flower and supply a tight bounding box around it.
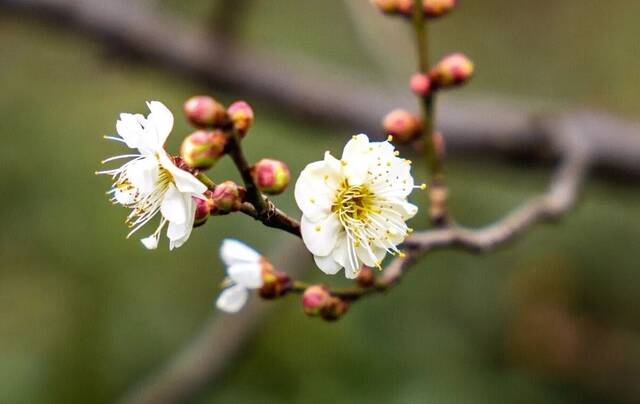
[216,239,264,313]
[295,134,419,279]
[97,101,208,250]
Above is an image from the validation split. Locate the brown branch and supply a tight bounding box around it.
[239,201,301,238]
[2,0,640,178]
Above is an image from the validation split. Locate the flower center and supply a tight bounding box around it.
[332,180,377,224]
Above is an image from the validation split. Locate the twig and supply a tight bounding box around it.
[239,201,301,238]
[2,0,640,178]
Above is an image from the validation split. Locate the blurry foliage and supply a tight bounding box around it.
[0,0,639,403]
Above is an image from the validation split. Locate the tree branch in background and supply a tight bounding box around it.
[2,0,640,178]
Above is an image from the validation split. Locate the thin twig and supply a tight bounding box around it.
[239,201,301,238]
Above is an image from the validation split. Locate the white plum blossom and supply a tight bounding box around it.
[97,101,208,250]
[295,134,419,279]
[216,239,264,313]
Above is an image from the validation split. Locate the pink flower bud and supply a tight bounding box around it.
[370,0,398,13]
[251,158,291,195]
[382,109,421,143]
[183,95,227,128]
[395,0,414,15]
[227,101,254,137]
[180,130,227,170]
[430,53,474,89]
[410,73,432,96]
[210,181,244,215]
[302,285,331,316]
[193,191,214,227]
[423,0,456,18]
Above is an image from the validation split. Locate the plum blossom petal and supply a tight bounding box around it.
[216,284,249,313]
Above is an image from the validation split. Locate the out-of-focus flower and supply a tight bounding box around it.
[430,53,474,88]
[295,134,419,279]
[97,101,207,250]
[216,239,265,313]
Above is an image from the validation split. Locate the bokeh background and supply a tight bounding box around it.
[1,0,640,403]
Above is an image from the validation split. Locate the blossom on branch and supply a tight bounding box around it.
[295,134,419,279]
[97,101,208,250]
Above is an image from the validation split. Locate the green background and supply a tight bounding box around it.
[1,0,639,403]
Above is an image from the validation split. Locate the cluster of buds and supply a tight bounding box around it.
[181,96,255,170]
[372,0,456,19]
[192,181,246,227]
[301,285,350,321]
[251,158,291,195]
[409,53,474,97]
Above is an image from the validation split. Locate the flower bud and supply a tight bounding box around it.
[321,297,350,322]
[251,158,290,195]
[410,73,432,96]
[302,285,331,316]
[382,109,421,143]
[227,100,254,137]
[183,95,227,128]
[180,130,227,170]
[370,0,397,13]
[259,261,292,299]
[423,0,456,18]
[210,181,244,215]
[193,191,214,227]
[430,53,474,89]
[356,267,376,288]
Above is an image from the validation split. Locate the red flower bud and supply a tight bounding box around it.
[410,73,432,96]
[423,0,456,18]
[193,191,214,227]
[210,181,244,215]
[320,297,350,322]
[259,263,292,299]
[302,285,332,316]
[251,158,290,195]
[430,53,474,89]
[227,101,254,137]
[382,109,421,143]
[180,130,227,170]
[356,267,376,288]
[183,95,227,128]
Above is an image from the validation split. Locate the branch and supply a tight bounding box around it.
[3,0,640,178]
[239,201,301,238]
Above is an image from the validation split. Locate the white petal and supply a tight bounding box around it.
[313,254,342,275]
[161,184,189,224]
[332,235,361,279]
[301,213,341,257]
[220,239,261,267]
[167,197,196,250]
[216,284,249,313]
[356,244,386,268]
[228,263,263,289]
[127,157,159,195]
[116,113,146,150]
[294,162,335,222]
[341,135,371,186]
[146,101,174,147]
[114,188,136,205]
[141,234,159,250]
[341,134,370,162]
[158,152,207,194]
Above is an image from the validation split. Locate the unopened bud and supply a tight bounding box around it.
[410,73,432,96]
[227,101,254,137]
[383,109,421,143]
[423,0,456,18]
[370,0,398,13]
[183,95,227,128]
[193,191,214,227]
[180,130,227,170]
[259,262,292,299]
[252,158,290,195]
[356,267,376,288]
[430,53,474,89]
[302,285,331,316]
[210,181,244,215]
[321,297,350,322]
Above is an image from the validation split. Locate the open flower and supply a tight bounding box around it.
[216,239,265,313]
[97,101,208,250]
[295,134,419,278]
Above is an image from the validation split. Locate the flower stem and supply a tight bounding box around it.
[412,1,442,181]
[226,131,269,214]
[195,172,216,190]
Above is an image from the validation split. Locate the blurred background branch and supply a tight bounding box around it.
[2,0,640,178]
